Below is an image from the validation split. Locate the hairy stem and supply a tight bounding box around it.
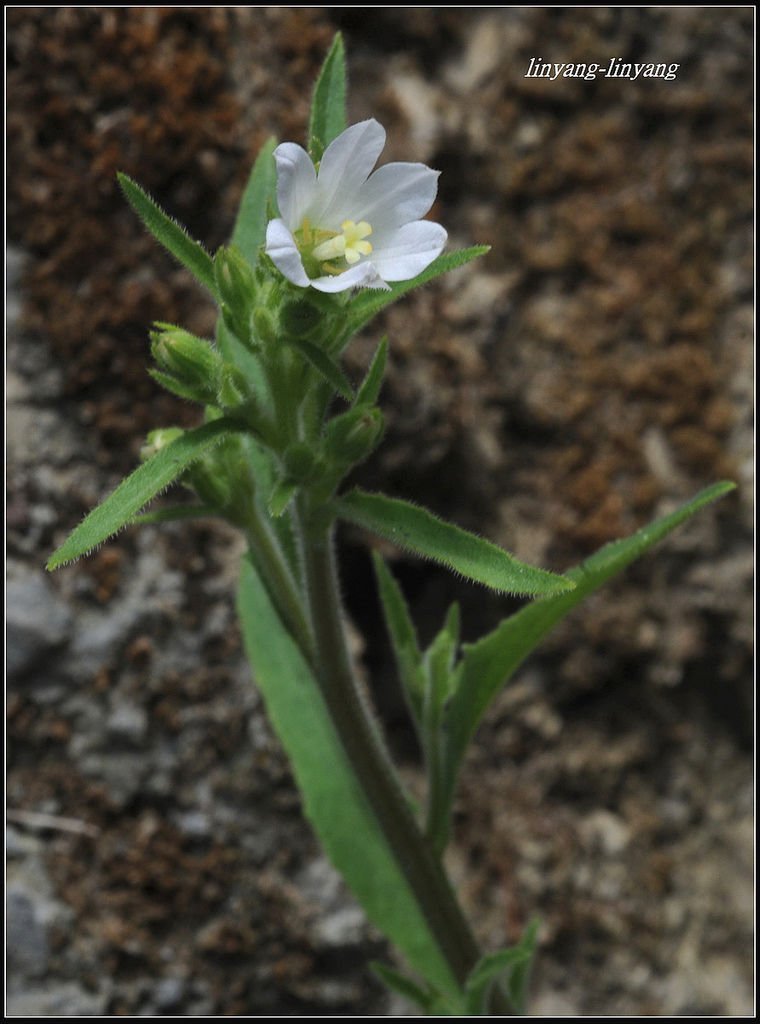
[245,503,314,663]
[299,513,510,1009]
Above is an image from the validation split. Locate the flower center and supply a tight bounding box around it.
[306,219,373,271]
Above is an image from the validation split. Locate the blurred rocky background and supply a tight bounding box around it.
[7,8,753,1015]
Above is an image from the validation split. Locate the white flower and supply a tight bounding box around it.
[265,119,447,293]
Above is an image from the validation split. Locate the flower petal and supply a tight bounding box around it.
[273,142,317,231]
[265,218,310,287]
[310,262,390,293]
[312,120,386,229]
[368,221,448,281]
[355,162,440,231]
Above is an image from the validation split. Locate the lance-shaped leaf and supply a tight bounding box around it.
[336,247,489,353]
[308,33,347,163]
[421,603,461,855]
[465,919,539,1015]
[354,336,388,408]
[286,336,354,401]
[372,552,425,725]
[440,480,737,821]
[231,136,278,268]
[47,419,239,570]
[130,504,218,526]
[237,557,459,999]
[336,489,574,596]
[370,962,465,1015]
[117,173,217,297]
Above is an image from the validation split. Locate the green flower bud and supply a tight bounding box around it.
[325,407,385,466]
[215,245,257,343]
[150,324,221,403]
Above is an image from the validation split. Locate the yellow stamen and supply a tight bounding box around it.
[310,218,373,269]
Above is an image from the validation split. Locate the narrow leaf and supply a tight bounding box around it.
[231,137,278,267]
[337,247,490,352]
[443,601,461,649]
[216,317,270,410]
[268,477,298,518]
[442,481,737,818]
[308,33,347,163]
[337,489,574,597]
[130,504,218,525]
[354,336,388,408]
[148,368,206,403]
[505,919,540,1015]
[47,419,238,569]
[238,558,459,997]
[117,173,216,296]
[286,336,354,401]
[372,552,421,660]
[370,962,436,1012]
[465,919,539,1015]
[372,552,425,723]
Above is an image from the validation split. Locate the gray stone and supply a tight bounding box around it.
[154,975,187,1010]
[107,701,149,746]
[6,982,107,1017]
[6,886,50,977]
[6,573,72,679]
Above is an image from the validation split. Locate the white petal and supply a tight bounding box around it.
[310,262,390,293]
[312,120,386,229]
[355,163,440,231]
[368,221,447,281]
[273,142,317,231]
[265,218,310,287]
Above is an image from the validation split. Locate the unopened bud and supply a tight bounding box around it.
[325,407,384,466]
[150,324,221,402]
[215,245,256,343]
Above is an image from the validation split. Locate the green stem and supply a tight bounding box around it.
[299,513,505,1004]
[245,503,314,664]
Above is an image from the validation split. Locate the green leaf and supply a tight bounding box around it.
[47,419,238,569]
[268,477,298,518]
[148,368,208,404]
[286,336,354,401]
[441,481,737,821]
[237,558,459,998]
[372,552,425,724]
[231,137,278,268]
[354,336,388,408]
[308,33,347,163]
[130,504,218,525]
[337,247,490,352]
[117,173,217,296]
[370,962,437,1013]
[216,317,270,409]
[465,919,539,1015]
[336,489,575,597]
[421,626,457,855]
[504,918,540,1015]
